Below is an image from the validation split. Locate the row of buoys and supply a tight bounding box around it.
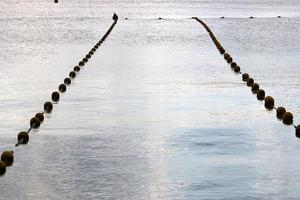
[193,17,300,138]
[0,13,118,177]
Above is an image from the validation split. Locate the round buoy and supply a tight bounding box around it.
[278,16,281,18]
[264,96,274,110]
[257,89,265,100]
[30,117,41,128]
[220,48,225,54]
[1,151,14,167]
[69,71,76,79]
[227,57,233,63]
[224,53,230,60]
[125,17,128,20]
[74,66,80,72]
[234,66,241,73]
[83,58,88,63]
[221,16,225,19]
[92,48,96,52]
[282,112,293,125]
[296,125,300,138]
[44,101,53,113]
[242,73,249,81]
[35,113,44,122]
[17,131,29,145]
[246,78,254,86]
[64,78,71,85]
[251,83,259,93]
[250,16,254,19]
[79,61,84,66]
[276,107,286,119]
[86,54,91,59]
[89,51,94,55]
[52,91,60,102]
[59,84,67,92]
[231,62,237,68]
[0,161,6,176]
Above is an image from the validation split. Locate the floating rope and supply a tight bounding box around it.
[0,13,118,177]
[193,17,300,138]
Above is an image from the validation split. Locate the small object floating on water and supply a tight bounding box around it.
[276,107,286,119]
[74,66,80,72]
[231,62,237,68]
[52,91,60,102]
[278,16,281,18]
[296,125,300,138]
[35,113,44,122]
[158,17,162,20]
[79,61,84,66]
[257,89,265,100]
[44,102,53,113]
[264,96,274,110]
[0,161,6,176]
[226,57,233,63]
[246,78,254,86]
[59,84,67,92]
[283,112,293,125]
[69,71,76,79]
[125,17,128,20]
[242,73,249,81]
[234,66,240,73]
[251,83,259,93]
[30,117,41,129]
[221,16,225,19]
[1,151,14,167]
[64,78,71,85]
[17,131,29,145]
[86,54,91,59]
[250,16,254,19]
[54,0,58,3]
[83,58,88,63]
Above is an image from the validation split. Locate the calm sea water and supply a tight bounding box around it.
[1,0,300,199]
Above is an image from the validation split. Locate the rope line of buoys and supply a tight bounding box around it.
[193,17,300,138]
[0,13,118,177]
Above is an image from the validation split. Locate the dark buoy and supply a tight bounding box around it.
[226,57,233,63]
[17,131,29,145]
[59,84,67,92]
[231,62,237,68]
[0,161,6,176]
[89,51,94,55]
[221,16,225,19]
[64,78,71,85]
[224,53,230,60]
[158,17,162,20]
[83,58,88,63]
[264,96,274,110]
[86,54,91,59]
[282,112,293,125]
[125,17,128,20]
[44,101,53,113]
[276,107,286,119]
[234,66,241,73]
[79,61,84,66]
[257,89,265,100]
[74,66,80,72]
[1,151,14,167]
[246,78,254,86]
[251,83,259,93]
[52,91,60,102]
[242,73,249,81]
[296,125,300,138]
[35,113,44,122]
[69,71,76,78]
[278,16,281,18]
[220,48,225,54]
[113,13,118,21]
[30,117,41,128]
[54,0,58,3]
[250,16,253,19]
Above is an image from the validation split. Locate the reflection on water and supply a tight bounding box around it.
[1,0,300,199]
